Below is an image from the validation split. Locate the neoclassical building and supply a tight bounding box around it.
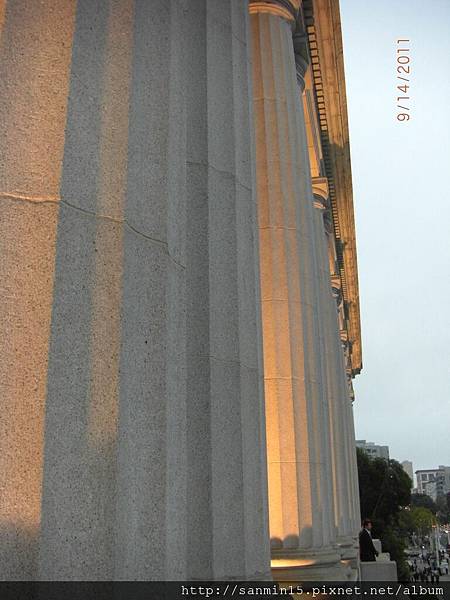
[0,0,362,582]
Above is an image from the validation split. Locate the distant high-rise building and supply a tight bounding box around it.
[423,479,438,502]
[415,466,450,498]
[401,461,414,487]
[439,465,450,493]
[356,440,390,461]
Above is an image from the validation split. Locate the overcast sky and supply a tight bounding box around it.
[339,0,450,477]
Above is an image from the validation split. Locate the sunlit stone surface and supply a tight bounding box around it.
[0,0,361,583]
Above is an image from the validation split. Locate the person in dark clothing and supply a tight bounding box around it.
[359,519,379,562]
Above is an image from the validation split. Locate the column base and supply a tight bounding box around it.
[337,535,358,560]
[336,535,359,580]
[271,547,347,582]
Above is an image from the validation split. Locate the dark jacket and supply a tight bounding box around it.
[359,528,379,562]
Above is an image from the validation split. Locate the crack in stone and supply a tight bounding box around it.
[61,199,187,270]
[0,191,60,204]
[186,161,252,192]
[1,192,185,270]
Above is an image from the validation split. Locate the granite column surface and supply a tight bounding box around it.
[0,0,270,581]
[312,181,358,576]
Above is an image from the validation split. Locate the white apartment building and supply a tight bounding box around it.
[356,440,390,461]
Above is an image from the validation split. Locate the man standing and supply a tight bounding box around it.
[359,519,379,562]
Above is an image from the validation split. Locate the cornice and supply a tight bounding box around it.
[303,0,362,376]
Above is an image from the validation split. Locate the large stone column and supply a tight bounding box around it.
[323,201,361,565]
[337,376,361,556]
[249,0,342,581]
[1,0,270,581]
[311,180,355,571]
[346,395,362,536]
[334,296,361,539]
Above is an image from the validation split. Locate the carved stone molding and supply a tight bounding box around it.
[249,0,300,23]
[312,176,329,210]
[303,0,362,375]
[311,176,329,200]
[293,27,309,89]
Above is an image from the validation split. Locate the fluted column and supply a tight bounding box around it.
[311,180,355,567]
[310,187,339,555]
[346,395,362,536]
[337,319,361,538]
[324,212,361,565]
[1,0,270,581]
[250,0,343,581]
[333,343,360,571]
[337,372,361,552]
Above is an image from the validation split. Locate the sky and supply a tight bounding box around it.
[339,0,450,477]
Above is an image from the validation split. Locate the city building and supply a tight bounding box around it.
[401,461,414,488]
[440,465,450,494]
[416,469,441,495]
[356,440,390,461]
[0,0,362,582]
[416,467,450,498]
[424,479,438,502]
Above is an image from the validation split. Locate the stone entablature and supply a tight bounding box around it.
[302,0,362,377]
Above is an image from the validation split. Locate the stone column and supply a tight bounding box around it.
[346,395,362,536]
[250,0,343,581]
[311,180,355,569]
[336,320,361,539]
[337,375,361,555]
[1,0,270,581]
[324,207,361,566]
[336,337,361,568]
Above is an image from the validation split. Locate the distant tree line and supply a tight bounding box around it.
[356,448,450,581]
[357,449,450,581]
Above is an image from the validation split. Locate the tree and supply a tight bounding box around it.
[410,507,435,536]
[411,493,437,514]
[356,449,412,581]
[436,493,450,525]
[356,449,411,532]
[398,507,415,538]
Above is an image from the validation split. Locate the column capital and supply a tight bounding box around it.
[312,177,329,211]
[313,196,326,211]
[249,1,301,24]
[331,274,341,299]
[311,177,329,201]
[340,329,349,343]
[312,177,334,235]
[293,26,309,90]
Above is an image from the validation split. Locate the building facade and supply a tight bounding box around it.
[401,461,414,488]
[416,467,450,499]
[356,440,390,461]
[0,0,362,582]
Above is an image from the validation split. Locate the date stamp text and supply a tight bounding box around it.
[396,39,411,121]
